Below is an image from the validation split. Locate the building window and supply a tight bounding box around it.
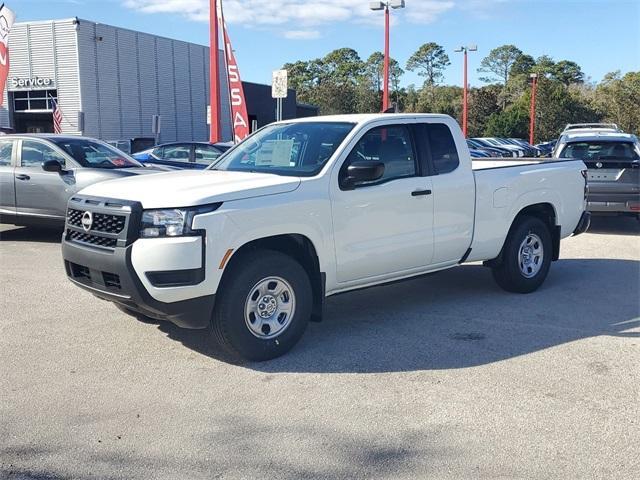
[13,89,58,112]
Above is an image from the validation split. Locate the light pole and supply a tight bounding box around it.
[529,73,538,145]
[454,45,477,138]
[370,0,405,112]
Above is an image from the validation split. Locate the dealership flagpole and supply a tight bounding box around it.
[209,0,221,143]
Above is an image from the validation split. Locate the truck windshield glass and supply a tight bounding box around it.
[560,141,639,161]
[210,122,355,176]
[50,138,143,169]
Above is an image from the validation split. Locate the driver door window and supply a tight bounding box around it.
[343,125,416,188]
[20,141,66,168]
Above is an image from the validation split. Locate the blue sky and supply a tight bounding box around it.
[15,0,640,88]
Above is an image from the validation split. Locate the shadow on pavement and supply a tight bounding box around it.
[0,415,446,480]
[587,215,640,236]
[0,225,63,243]
[147,258,640,373]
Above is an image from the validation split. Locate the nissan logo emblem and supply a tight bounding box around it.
[595,162,603,169]
[81,211,93,232]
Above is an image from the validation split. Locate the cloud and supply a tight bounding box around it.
[122,0,462,30]
[282,30,321,40]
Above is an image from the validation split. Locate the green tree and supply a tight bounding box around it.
[406,42,450,86]
[479,44,523,85]
[595,71,640,135]
[366,52,405,105]
[552,60,585,85]
[509,54,536,77]
[467,85,503,137]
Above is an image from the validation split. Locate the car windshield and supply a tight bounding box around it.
[50,138,143,169]
[560,141,639,160]
[210,122,355,177]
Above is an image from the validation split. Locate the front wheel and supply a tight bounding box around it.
[491,216,552,293]
[211,250,312,361]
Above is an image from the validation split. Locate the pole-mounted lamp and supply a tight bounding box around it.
[370,0,405,112]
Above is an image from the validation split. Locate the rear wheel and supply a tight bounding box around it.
[211,250,312,361]
[491,216,552,293]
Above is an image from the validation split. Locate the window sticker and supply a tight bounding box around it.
[255,139,294,167]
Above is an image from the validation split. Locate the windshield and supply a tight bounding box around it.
[210,122,355,177]
[50,138,143,169]
[560,141,640,160]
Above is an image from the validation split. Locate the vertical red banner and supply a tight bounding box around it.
[0,4,16,107]
[218,2,249,143]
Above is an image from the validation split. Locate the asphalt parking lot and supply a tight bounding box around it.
[1,217,639,480]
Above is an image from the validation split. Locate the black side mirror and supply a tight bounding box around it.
[42,159,64,173]
[342,161,385,189]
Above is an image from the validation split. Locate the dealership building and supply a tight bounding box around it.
[1,18,316,142]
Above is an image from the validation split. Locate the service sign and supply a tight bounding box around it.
[9,77,56,90]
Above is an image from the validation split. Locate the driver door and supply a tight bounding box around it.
[330,124,434,285]
[14,139,73,220]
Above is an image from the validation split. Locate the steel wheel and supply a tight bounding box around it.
[518,233,544,278]
[244,276,296,339]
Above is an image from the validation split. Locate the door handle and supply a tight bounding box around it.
[16,174,30,181]
[411,189,432,197]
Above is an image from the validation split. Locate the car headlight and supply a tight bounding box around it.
[140,204,221,238]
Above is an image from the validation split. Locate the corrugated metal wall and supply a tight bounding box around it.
[76,20,231,143]
[1,19,82,134]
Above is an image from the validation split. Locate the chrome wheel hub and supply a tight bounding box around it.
[244,276,296,339]
[518,233,544,278]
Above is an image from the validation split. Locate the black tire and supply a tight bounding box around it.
[491,216,552,294]
[211,249,312,361]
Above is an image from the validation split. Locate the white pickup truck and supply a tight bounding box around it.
[62,114,590,360]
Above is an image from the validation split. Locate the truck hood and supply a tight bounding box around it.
[78,170,301,208]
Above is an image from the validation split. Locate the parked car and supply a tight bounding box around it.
[478,137,527,157]
[62,113,590,361]
[0,135,165,227]
[466,139,511,158]
[470,138,518,157]
[535,140,557,157]
[469,148,492,158]
[554,131,640,217]
[106,137,156,155]
[507,138,542,157]
[133,142,232,169]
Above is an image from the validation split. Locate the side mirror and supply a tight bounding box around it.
[42,159,64,173]
[342,161,385,189]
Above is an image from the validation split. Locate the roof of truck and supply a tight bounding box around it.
[275,113,453,124]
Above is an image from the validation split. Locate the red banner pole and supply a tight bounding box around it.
[209,0,221,143]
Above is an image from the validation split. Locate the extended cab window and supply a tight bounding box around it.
[20,140,66,168]
[427,123,459,174]
[346,125,416,185]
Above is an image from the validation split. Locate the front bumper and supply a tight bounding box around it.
[62,239,215,329]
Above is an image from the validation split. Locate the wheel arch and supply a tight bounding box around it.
[222,233,325,322]
[486,202,560,266]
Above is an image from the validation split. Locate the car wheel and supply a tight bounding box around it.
[491,216,552,294]
[211,249,312,361]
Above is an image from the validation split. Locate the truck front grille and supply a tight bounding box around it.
[65,196,141,251]
[67,208,126,234]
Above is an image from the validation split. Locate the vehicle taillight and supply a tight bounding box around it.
[581,169,588,200]
[581,169,588,180]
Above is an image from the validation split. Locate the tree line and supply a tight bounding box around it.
[283,43,640,142]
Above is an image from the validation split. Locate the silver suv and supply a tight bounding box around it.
[554,131,640,217]
[0,135,164,228]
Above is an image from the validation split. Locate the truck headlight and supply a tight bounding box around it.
[140,204,222,238]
